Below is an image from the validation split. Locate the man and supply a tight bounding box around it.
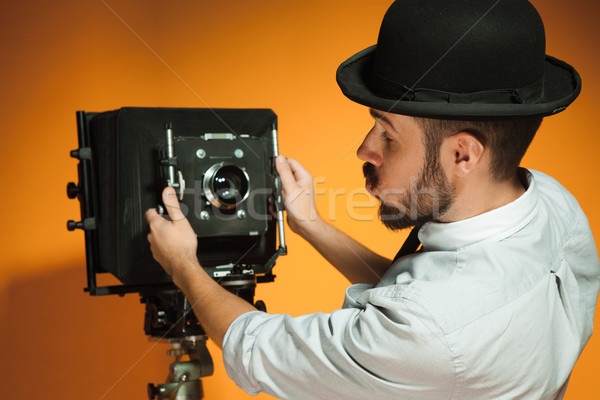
[145,0,600,398]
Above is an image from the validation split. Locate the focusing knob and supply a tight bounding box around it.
[66,182,80,199]
[147,383,160,400]
[67,220,82,231]
[67,218,96,231]
[70,147,92,160]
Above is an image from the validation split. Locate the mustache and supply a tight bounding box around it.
[362,162,378,190]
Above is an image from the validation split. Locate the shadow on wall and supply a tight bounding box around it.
[0,264,170,399]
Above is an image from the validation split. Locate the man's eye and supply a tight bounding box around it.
[380,131,392,143]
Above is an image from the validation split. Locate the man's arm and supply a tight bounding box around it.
[144,157,389,346]
[145,187,255,348]
[275,156,391,284]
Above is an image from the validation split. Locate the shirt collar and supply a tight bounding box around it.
[418,169,538,252]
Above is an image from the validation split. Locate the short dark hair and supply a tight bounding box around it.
[414,116,544,182]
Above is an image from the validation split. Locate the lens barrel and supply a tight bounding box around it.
[203,162,250,210]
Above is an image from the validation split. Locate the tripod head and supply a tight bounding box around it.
[148,336,213,400]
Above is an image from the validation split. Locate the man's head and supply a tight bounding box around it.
[338,0,579,229]
[359,109,543,230]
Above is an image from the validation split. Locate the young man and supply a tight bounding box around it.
[145,0,600,398]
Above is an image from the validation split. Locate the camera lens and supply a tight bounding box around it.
[203,163,250,210]
[213,165,248,205]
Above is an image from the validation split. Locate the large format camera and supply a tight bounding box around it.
[67,107,286,399]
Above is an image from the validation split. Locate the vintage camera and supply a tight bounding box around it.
[68,107,285,290]
[67,106,286,324]
[67,107,286,398]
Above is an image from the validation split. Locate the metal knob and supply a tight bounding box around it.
[66,218,96,231]
[67,220,82,231]
[147,383,160,399]
[66,182,80,199]
[70,147,92,160]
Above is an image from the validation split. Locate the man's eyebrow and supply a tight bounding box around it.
[369,108,393,127]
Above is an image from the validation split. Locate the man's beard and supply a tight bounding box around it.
[363,158,455,231]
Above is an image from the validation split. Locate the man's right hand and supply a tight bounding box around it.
[275,155,390,284]
[275,155,323,238]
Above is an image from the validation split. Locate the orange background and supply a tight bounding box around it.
[1,0,599,398]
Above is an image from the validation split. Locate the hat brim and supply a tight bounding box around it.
[336,45,582,118]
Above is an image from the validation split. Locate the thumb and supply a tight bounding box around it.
[276,155,300,191]
[163,187,186,222]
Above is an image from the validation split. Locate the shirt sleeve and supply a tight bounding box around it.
[222,286,457,400]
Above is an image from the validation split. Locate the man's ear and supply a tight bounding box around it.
[440,132,485,177]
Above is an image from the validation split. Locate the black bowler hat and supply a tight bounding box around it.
[336,0,581,118]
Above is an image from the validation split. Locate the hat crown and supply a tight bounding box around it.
[336,0,581,117]
[373,0,546,96]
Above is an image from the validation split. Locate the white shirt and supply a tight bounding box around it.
[222,170,600,399]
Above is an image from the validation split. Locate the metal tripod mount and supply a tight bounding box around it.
[143,274,270,400]
[143,290,213,400]
[148,335,214,400]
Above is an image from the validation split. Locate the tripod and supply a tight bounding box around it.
[148,336,214,400]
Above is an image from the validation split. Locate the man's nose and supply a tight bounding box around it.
[357,126,383,167]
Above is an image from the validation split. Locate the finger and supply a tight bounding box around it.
[162,187,186,222]
[145,207,162,225]
[275,155,300,191]
[285,158,313,183]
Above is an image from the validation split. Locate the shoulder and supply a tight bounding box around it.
[527,170,597,269]
[528,169,583,220]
